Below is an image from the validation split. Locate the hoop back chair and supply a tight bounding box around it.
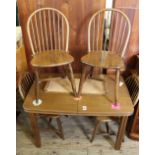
[90,74,139,142]
[78,9,131,103]
[27,8,69,54]
[88,8,131,57]
[18,72,64,140]
[27,8,77,103]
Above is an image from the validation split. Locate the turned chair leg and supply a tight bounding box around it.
[90,120,101,142]
[48,117,64,140]
[105,122,109,133]
[78,65,92,97]
[48,117,52,127]
[34,69,39,102]
[114,68,120,104]
[64,64,77,97]
[56,117,64,140]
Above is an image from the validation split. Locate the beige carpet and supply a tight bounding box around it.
[16,111,138,155]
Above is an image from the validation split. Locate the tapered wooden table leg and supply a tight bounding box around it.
[115,116,128,150]
[78,65,92,97]
[29,113,41,147]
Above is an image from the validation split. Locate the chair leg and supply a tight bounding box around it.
[78,65,92,97]
[56,117,64,140]
[65,64,77,97]
[34,69,39,103]
[114,68,120,104]
[90,120,101,143]
[105,122,109,133]
[48,117,52,128]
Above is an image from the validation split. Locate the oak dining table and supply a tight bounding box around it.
[23,74,134,150]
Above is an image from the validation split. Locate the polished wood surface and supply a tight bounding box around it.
[81,51,125,70]
[24,85,77,114]
[23,75,133,116]
[31,50,74,67]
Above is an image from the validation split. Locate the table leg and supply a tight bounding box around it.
[29,113,41,147]
[115,116,128,150]
[78,65,92,97]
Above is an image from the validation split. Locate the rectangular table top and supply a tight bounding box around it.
[23,75,134,116]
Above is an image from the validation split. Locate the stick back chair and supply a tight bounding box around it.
[78,8,131,106]
[90,74,139,142]
[18,72,64,140]
[27,8,77,104]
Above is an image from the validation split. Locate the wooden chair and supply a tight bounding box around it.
[18,72,64,140]
[27,8,77,105]
[78,8,131,106]
[90,74,139,142]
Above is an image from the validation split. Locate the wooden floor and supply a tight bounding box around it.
[16,110,138,155]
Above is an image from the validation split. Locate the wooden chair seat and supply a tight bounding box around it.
[31,50,74,68]
[81,51,125,71]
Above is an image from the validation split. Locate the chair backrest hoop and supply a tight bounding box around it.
[27,7,69,55]
[88,8,131,58]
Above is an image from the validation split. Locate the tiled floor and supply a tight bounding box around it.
[16,111,138,155]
